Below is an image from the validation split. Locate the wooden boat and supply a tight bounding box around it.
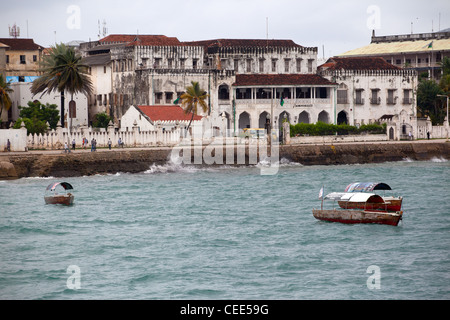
[339,182,402,212]
[313,191,403,226]
[44,182,74,205]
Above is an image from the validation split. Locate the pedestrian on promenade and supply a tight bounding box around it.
[118,137,123,148]
[72,138,76,150]
[409,131,412,140]
[427,131,430,140]
[6,139,10,152]
[83,137,87,149]
[64,141,70,153]
[108,138,112,150]
[91,138,95,152]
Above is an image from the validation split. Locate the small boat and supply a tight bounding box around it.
[313,188,403,226]
[44,182,74,205]
[340,182,403,212]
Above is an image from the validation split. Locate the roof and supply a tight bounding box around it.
[184,39,302,49]
[319,57,400,71]
[137,105,203,122]
[82,53,111,66]
[232,74,337,87]
[0,38,43,51]
[345,182,392,192]
[46,182,73,191]
[339,38,450,56]
[324,192,384,203]
[99,34,181,46]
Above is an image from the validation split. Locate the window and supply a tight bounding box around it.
[104,66,107,73]
[387,89,396,105]
[370,89,380,104]
[296,58,302,72]
[246,59,252,72]
[271,59,277,72]
[396,59,401,65]
[155,92,163,104]
[6,55,9,63]
[165,92,173,103]
[355,89,364,105]
[337,89,348,104]
[307,59,313,73]
[284,59,290,73]
[180,59,185,69]
[154,58,161,68]
[234,59,239,71]
[193,59,198,69]
[403,89,412,104]
[259,59,264,73]
[20,55,26,64]
[33,55,37,62]
[168,59,173,69]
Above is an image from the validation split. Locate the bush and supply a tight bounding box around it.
[290,122,385,137]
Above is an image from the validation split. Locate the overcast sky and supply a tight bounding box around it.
[1,0,449,58]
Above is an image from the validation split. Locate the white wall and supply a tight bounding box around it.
[8,82,89,128]
[0,127,28,152]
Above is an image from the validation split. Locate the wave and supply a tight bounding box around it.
[430,157,448,163]
[257,157,303,168]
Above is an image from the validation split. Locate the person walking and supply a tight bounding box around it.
[108,138,112,150]
[72,138,76,151]
[6,139,11,152]
[64,141,70,153]
[91,138,95,152]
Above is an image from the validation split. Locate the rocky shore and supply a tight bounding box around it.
[0,140,449,180]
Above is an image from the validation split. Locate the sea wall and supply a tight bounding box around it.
[0,141,448,179]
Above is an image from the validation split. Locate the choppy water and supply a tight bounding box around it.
[0,157,449,300]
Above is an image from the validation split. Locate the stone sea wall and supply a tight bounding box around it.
[0,141,449,180]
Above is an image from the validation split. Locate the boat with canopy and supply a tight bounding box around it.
[44,182,74,205]
[340,182,402,212]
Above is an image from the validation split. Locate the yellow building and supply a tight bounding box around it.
[0,38,44,83]
[339,30,450,81]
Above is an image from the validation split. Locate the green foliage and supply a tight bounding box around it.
[92,112,112,129]
[290,122,385,137]
[417,79,444,124]
[13,100,60,135]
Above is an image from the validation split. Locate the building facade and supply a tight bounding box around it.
[339,30,450,81]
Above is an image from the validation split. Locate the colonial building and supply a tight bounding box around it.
[318,56,418,139]
[339,30,450,81]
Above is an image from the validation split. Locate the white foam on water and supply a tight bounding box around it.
[430,157,448,163]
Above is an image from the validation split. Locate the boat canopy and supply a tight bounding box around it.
[46,182,74,191]
[345,182,392,193]
[324,192,385,203]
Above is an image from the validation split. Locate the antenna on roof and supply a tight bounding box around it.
[8,23,20,38]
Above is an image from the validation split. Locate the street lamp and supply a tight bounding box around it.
[437,94,449,140]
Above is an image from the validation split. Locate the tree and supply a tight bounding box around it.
[417,80,444,124]
[13,100,60,135]
[0,75,13,125]
[30,43,93,128]
[180,81,208,137]
[92,112,112,129]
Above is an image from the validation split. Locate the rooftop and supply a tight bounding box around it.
[99,34,181,46]
[318,57,401,71]
[137,105,203,122]
[0,38,43,51]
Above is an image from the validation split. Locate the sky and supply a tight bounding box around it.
[1,0,449,58]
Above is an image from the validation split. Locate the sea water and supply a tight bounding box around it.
[0,158,449,300]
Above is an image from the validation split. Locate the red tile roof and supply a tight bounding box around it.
[233,74,337,86]
[0,38,43,51]
[318,57,401,71]
[138,105,203,122]
[99,34,181,46]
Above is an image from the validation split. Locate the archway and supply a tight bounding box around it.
[259,111,270,129]
[318,111,330,124]
[298,111,310,124]
[278,111,291,130]
[238,112,251,130]
[337,111,348,125]
[389,127,394,140]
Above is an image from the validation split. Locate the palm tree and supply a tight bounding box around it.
[0,75,13,126]
[31,43,93,128]
[180,81,208,137]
